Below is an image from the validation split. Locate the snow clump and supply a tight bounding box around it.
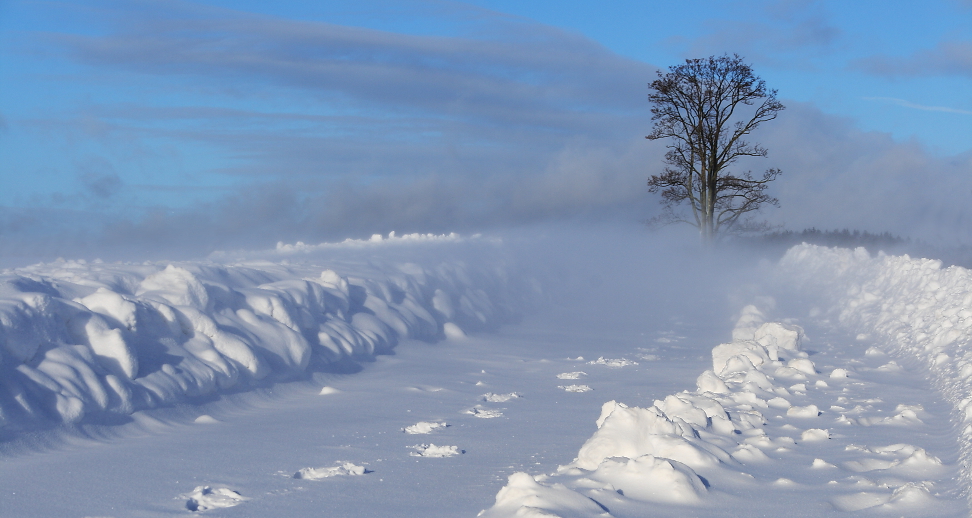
[294,462,367,480]
[410,444,462,457]
[183,486,248,512]
[404,421,448,434]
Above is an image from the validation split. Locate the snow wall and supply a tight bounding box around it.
[777,244,972,499]
[0,233,531,433]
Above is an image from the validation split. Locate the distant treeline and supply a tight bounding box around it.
[734,228,972,269]
[750,228,911,249]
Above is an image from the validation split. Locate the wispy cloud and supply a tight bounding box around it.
[853,40,972,78]
[863,97,972,116]
[668,0,841,69]
[2,1,971,264]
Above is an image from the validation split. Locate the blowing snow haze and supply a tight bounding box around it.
[1,0,971,265]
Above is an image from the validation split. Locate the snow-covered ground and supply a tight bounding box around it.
[0,230,970,516]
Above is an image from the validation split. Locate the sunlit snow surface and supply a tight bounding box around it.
[0,231,970,516]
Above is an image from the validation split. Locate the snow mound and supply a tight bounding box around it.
[0,236,526,433]
[183,485,248,512]
[557,372,587,380]
[293,462,367,480]
[586,357,638,368]
[410,444,462,457]
[482,392,521,403]
[466,406,503,418]
[404,421,448,434]
[779,244,972,501]
[477,472,612,518]
[559,385,592,393]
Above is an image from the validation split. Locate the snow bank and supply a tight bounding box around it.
[778,244,972,500]
[480,295,960,516]
[0,234,526,432]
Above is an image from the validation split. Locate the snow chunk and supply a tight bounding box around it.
[830,368,851,379]
[754,322,804,354]
[183,486,247,512]
[587,356,638,367]
[801,428,830,441]
[466,406,503,418]
[711,340,770,375]
[404,421,448,434]
[732,305,766,340]
[410,444,461,457]
[696,370,729,394]
[787,358,816,375]
[787,405,821,418]
[294,462,367,479]
[558,384,592,393]
[557,371,587,380]
[574,401,723,470]
[482,392,521,403]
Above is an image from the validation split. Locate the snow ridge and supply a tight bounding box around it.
[0,239,522,433]
[779,244,972,502]
[480,312,957,516]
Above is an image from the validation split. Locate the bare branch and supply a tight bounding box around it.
[645,54,783,243]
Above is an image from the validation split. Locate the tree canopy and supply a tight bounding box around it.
[646,54,784,242]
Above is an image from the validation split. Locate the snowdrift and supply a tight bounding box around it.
[778,244,972,498]
[480,243,972,517]
[479,317,815,516]
[0,233,526,432]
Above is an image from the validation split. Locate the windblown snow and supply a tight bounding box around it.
[478,244,972,517]
[2,235,972,516]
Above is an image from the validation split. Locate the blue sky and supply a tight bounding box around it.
[1,0,970,262]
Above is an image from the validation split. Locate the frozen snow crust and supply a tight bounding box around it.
[0,233,523,432]
[779,244,972,500]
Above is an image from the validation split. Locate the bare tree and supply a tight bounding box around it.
[646,54,784,243]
